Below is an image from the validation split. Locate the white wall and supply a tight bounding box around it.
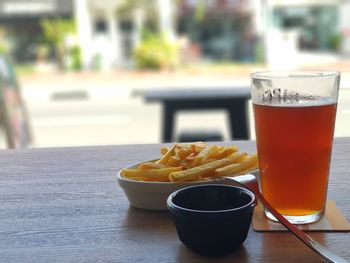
[340,1,350,56]
[74,0,93,69]
[74,0,126,69]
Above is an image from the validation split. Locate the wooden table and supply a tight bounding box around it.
[0,138,349,262]
[144,87,251,142]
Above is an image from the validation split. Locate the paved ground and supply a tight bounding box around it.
[11,67,350,148]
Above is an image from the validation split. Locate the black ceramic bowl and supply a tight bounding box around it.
[167,184,256,256]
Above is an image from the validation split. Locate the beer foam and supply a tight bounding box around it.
[255,97,337,107]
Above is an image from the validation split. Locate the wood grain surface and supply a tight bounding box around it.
[0,139,349,263]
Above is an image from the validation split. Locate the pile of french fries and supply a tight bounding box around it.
[121,142,258,183]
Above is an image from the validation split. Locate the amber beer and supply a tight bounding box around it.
[254,100,337,217]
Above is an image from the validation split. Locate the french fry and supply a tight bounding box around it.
[175,147,192,158]
[213,146,239,159]
[175,142,205,152]
[122,166,183,181]
[169,152,246,182]
[138,162,169,170]
[234,163,259,175]
[167,155,182,167]
[231,152,248,163]
[156,144,176,164]
[192,145,221,167]
[125,176,171,182]
[121,142,259,182]
[160,147,169,155]
[190,142,207,153]
[176,143,193,149]
[201,158,216,164]
[186,153,196,161]
[214,154,258,177]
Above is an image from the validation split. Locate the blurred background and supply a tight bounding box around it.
[0,0,349,148]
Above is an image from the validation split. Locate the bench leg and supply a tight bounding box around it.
[228,101,250,140]
[162,104,175,143]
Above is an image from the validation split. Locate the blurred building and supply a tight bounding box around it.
[75,0,176,69]
[177,0,258,61]
[0,0,72,62]
[262,0,350,68]
[1,0,350,69]
[0,0,176,70]
[74,0,133,70]
[178,0,350,67]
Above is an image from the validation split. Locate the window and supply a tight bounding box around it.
[94,19,107,33]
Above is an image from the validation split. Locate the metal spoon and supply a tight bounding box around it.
[224,174,349,263]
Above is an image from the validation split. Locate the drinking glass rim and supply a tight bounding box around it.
[251,70,340,80]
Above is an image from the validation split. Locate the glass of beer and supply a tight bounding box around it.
[251,71,340,224]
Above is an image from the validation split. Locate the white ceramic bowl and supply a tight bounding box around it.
[117,160,258,211]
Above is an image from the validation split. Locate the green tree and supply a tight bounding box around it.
[116,0,159,33]
[40,18,75,70]
[134,31,179,70]
[0,27,9,54]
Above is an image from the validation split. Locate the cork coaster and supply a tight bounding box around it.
[253,200,350,232]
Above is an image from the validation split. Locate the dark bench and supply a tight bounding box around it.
[144,87,251,142]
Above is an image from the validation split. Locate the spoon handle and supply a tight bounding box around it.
[224,175,349,263]
[254,190,349,263]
